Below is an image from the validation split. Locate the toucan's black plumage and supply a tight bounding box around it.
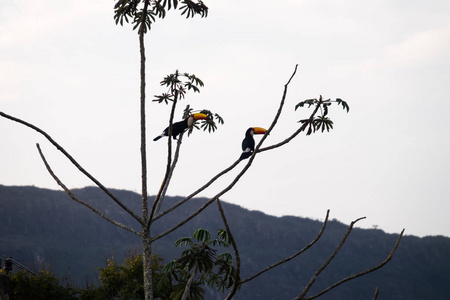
[240,128,255,160]
[153,113,208,141]
[153,119,188,141]
[239,127,267,160]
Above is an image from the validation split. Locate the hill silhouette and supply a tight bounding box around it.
[0,185,449,299]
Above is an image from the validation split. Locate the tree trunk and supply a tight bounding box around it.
[181,262,198,300]
[142,231,153,300]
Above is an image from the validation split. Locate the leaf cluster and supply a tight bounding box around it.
[153,71,204,104]
[295,95,349,135]
[159,229,237,297]
[114,0,208,33]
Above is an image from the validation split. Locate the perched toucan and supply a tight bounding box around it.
[240,127,267,160]
[153,113,209,141]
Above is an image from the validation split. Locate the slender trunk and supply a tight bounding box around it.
[142,231,153,300]
[181,262,198,300]
[139,2,151,300]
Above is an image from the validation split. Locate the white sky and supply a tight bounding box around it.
[1,0,450,238]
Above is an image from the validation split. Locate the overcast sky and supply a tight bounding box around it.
[1,0,450,238]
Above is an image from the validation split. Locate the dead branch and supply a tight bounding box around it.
[36,143,140,235]
[295,216,367,300]
[241,209,330,284]
[303,229,404,300]
[0,111,142,223]
[373,287,379,300]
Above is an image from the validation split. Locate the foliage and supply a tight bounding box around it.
[153,71,204,104]
[78,253,170,300]
[158,228,239,299]
[295,95,350,135]
[10,270,75,300]
[114,0,208,33]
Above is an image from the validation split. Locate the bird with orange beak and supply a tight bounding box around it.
[153,113,209,141]
[239,127,267,160]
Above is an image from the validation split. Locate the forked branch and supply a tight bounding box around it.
[295,214,404,300]
[241,209,330,284]
[295,216,366,299]
[302,229,404,300]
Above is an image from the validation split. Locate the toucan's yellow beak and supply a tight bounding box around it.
[253,127,267,134]
[192,113,208,120]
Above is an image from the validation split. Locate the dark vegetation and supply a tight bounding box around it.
[1,185,449,299]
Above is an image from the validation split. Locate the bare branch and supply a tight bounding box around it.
[258,94,322,154]
[154,132,184,214]
[0,111,142,223]
[241,209,330,284]
[250,64,299,157]
[304,229,405,300]
[373,287,379,300]
[295,216,367,300]
[36,143,141,236]
[216,199,241,300]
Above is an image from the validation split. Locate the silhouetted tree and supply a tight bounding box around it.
[0,1,404,300]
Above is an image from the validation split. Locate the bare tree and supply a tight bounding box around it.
[0,1,404,299]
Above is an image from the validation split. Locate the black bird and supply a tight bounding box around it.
[153,113,208,141]
[240,127,267,159]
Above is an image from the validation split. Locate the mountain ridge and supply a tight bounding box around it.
[1,185,449,299]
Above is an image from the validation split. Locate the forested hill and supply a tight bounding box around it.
[0,185,449,299]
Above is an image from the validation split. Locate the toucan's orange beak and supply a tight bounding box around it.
[253,127,267,134]
[192,113,208,120]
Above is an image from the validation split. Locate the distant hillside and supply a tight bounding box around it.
[0,185,449,299]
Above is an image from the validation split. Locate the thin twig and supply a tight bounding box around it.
[241,209,330,284]
[0,111,142,223]
[373,287,379,300]
[216,199,241,300]
[36,143,140,235]
[304,229,404,300]
[295,216,367,300]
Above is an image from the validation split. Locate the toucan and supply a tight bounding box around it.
[153,113,209,141]
[240,127,267,160]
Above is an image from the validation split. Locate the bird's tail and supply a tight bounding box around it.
[153,135,163,141]
[239,151,252,160]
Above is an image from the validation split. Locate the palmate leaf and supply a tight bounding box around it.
[336,98,350,112]
[152,93,173,104]
[193,228,211,243]
[184,82,200,93]
[175,237,194,247]
[180,0,208,18]
[295,98,316,110]
[314,116,334,132]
